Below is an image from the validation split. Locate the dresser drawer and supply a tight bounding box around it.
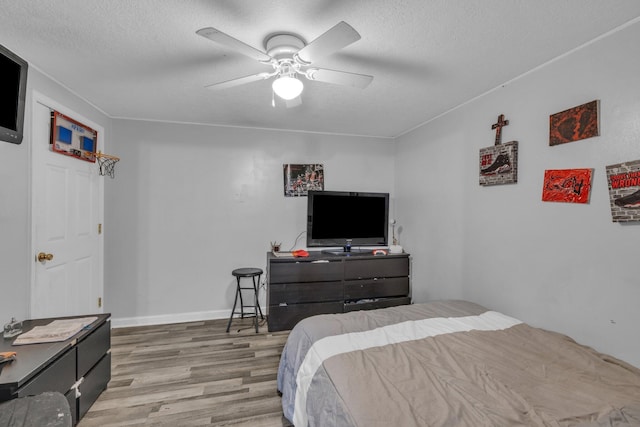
[344,297,412,312]
[344,257,409,279]
[77,319,110,377]
[269,281,343,305]
[344,277,409,300]
[270,260,343,283]
[268,301,344,331]
[79,352,111,419]
[18,348,76,397]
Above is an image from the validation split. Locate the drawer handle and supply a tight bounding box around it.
[71,377,84,398]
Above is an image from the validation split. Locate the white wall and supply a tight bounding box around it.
[106,120,396,325]
[0,98,29,321]
[396,21,640,367]
[0,66,111,320]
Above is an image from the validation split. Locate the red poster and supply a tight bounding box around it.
[542,169,593,204]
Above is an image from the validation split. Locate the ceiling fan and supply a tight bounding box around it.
[196,21,373,107]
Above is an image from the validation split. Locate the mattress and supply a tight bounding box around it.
[276,300,640,426]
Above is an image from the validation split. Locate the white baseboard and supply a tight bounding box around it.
[111,309,231,329]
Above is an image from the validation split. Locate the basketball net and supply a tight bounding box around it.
[96,152,120,178]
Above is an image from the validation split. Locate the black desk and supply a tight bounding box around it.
[0,314,111,425]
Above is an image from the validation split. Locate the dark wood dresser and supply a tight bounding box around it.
[0,314,111,425]
[267,252,411,331]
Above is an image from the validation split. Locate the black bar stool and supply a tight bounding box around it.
[226,267,264,333]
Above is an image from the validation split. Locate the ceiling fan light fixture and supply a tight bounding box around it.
[272,75,303,100]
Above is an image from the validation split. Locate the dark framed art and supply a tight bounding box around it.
[549,100,599,146]
[283,164,324,197]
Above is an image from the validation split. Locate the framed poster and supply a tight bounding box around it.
[542,168,593,204]
[50,111,97,162]
[283,164,324,197]
[479,141,518,186]
[606,159,640,222]
[549,100,599,146]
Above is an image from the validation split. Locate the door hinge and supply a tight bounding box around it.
[98,297,102,308]
[98,223,102,234]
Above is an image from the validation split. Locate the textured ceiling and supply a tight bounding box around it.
[2,1,640,138]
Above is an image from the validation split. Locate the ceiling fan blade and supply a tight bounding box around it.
[295,21,361,65]
[205,72,271,91]
[306,68,373,89]
[196,27,272,63]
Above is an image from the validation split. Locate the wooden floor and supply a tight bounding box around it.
[79,317,293,427]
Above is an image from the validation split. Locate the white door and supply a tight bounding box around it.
[31,95,104,318]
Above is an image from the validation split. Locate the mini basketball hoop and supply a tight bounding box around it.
[96,151,120,178]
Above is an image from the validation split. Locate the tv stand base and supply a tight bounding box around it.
[267,251,411,331]
[321,248,373,256]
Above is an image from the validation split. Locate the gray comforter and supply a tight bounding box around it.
[277,300,640,426]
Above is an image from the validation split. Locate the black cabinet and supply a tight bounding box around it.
[267,252,410,331]
[0,314,111,425]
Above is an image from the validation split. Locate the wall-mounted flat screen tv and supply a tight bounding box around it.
[307,190,389,254]
[0,44,28,145]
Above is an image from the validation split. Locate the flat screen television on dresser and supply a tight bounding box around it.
[306,190,389,254]
[0,44,28,145]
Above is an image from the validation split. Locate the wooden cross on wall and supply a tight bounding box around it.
[492,114,509,146]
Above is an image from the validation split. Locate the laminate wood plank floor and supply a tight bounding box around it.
[79,318,293,427]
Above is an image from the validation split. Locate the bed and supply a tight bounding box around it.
[277,300,640,426]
